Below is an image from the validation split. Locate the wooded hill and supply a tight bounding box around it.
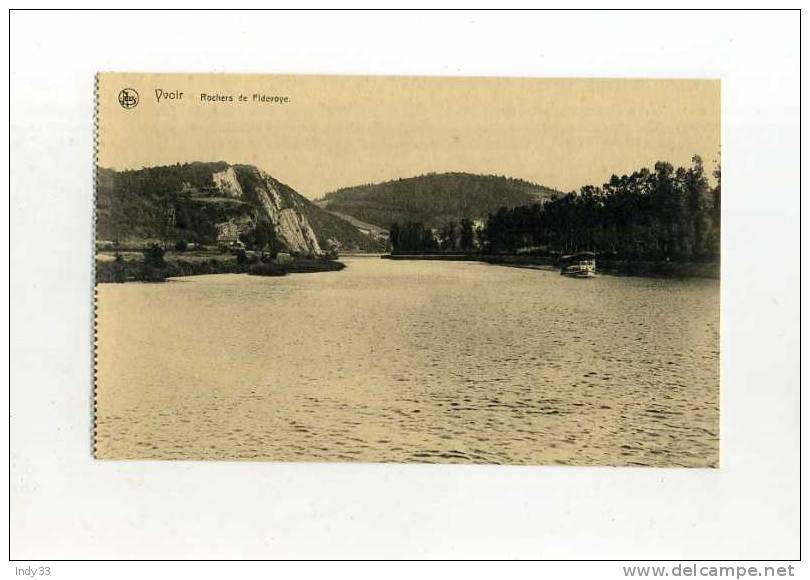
[317,172,561,229]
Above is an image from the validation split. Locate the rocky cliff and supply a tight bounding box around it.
[224,165,323,255]
[97,162,385,253]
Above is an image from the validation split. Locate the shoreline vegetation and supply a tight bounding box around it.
[386,156,721,279]
[382,253,719,279]
[96,156,722,281]
[95,245,345,284]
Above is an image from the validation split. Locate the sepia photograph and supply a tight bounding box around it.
[11,7,801,566]
[94,73,721,467]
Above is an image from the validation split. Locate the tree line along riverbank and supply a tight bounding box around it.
[382,253,719,279]
[387,157,721,276]
[95,245,345,284]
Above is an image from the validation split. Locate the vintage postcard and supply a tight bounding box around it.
[94,73,720,466]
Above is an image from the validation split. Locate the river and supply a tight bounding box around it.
[95,257,719,466]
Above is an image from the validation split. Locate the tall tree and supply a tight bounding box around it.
[459,218,475,251]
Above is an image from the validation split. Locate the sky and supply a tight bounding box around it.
[98,73,720,199]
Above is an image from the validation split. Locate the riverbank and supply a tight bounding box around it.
[96,251,345,283]
[382,253,719,279]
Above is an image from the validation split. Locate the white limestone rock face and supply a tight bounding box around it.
[276,208,322,255]
[212,166,244,198]
[225,165,322,256]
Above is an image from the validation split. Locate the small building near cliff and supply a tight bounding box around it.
[216,221,241,248]
[275,252,293,265]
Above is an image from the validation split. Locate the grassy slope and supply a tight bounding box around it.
[316,207,389,236]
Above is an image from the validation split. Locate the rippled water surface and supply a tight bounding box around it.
[96,257,719,466]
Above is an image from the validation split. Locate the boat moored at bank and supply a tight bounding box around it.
[559,252,596,278]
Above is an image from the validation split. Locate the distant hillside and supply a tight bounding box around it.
[313,207,389,237]
[96,162,385,253]
[318,172,562,229]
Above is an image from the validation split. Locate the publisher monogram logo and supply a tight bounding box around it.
[118,88,139,109]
